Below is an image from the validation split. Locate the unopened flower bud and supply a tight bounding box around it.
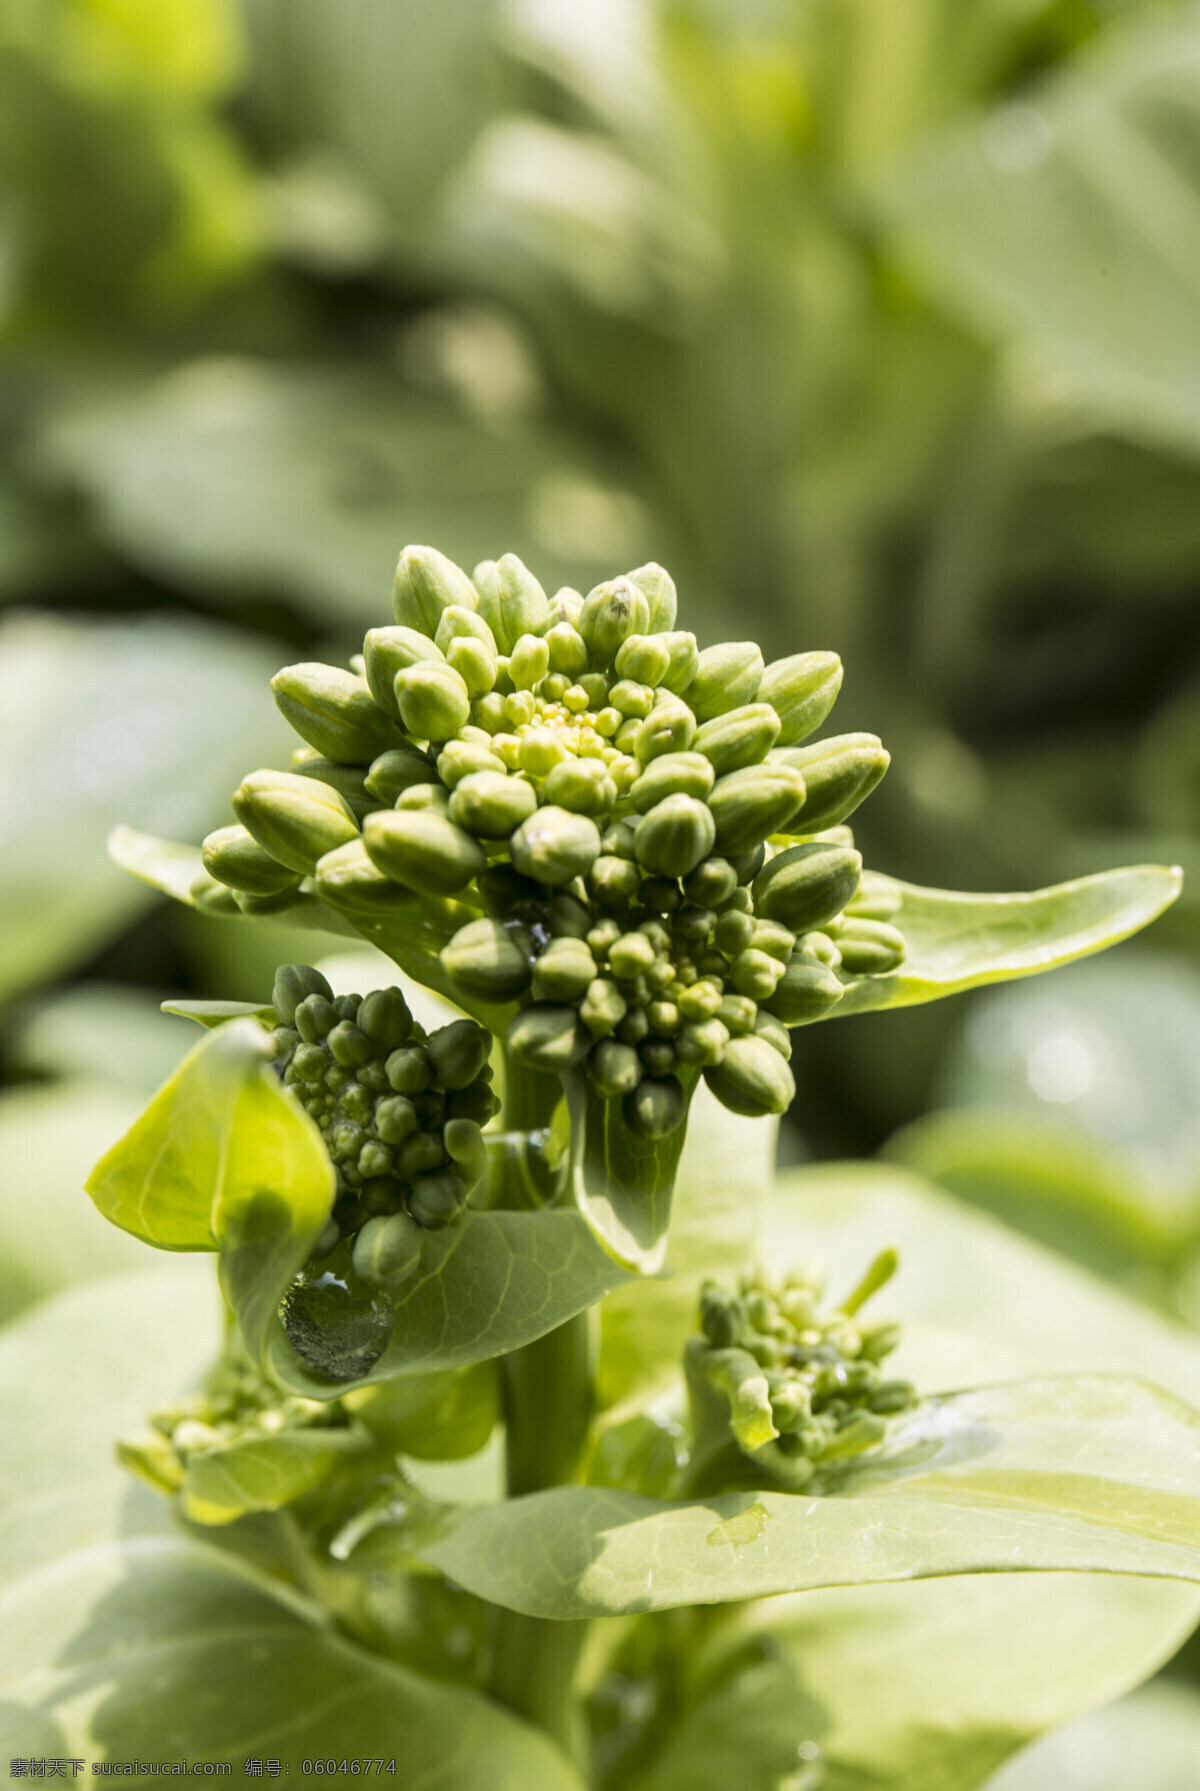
[633,794,716,879]
[394,783,450,817]
[758,651,843,747]
[386,1046,432,1095]
[730,948,786,1001]
[509,633,551,690]
[291,757,376,821]
[624,1073,686,1138]
[587,1039,643,1097]
[683,856,738,908]
[705,1035,795,1116]
[363,627,444,717]
[272,664,399,764]
[658,631,699,695]
[625,562,678,632]
[442,917,534,1001]
[752,841,862,934]
[532,936,597,1003]
[444,635,497,699]
[271,964,334,1026]
[233,770,360,875]
[579,576,651,665]
[753,1011,793,1059]
[707,763,807,855]
[635,696,697,763]
[393,545,478,636]
[394,661,471,743]
[448,770,537,838]
[764,951,845,1026]
[694,703,781,777]
[363,809,487,896]
[688,643,764,723]
[510,806,602,887]
[771,733,890,834]
[615,632,672,687]
[579,977,628,1037]
[409,1169,469,1230]
[507,1004,591,1072]
[353,1211,424,1291]
[201,825,301,896]
[427,1018,491,1089]
[587,855,642,905]
[434,605,496,656]
[314,840,419,922]
[474,554,550,652]
[364,745,439,806]
[437,741,506,789]
[836,918,906,976]
[443,1118,488,1193]
[716,993,757,1036]
[538,757,613,818]
[675,1017,729,1067]
[544,621,589,678]
[357,988,414,1051]
[629,750,714,814]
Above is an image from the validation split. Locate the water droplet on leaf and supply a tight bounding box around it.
[280,1242,394,1382]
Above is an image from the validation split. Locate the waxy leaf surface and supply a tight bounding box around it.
[262,1209,632,1395]
[408,1375,1200,1617]
[566,1069,699,1274]
[85,1019,334,1254]
[0,1540,586,1787]
[0,1266,219,1583]
[0,1274,586,1788]
[834,865,1181,1016]
[628,1574,1200,1791]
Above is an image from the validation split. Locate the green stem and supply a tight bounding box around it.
[488,1064,594,1771]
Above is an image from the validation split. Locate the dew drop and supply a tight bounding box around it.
[280,1243,394,1382]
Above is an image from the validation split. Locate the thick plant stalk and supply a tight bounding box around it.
[489,1061,594,1765]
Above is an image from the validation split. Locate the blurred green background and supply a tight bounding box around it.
[4,0,1200,1773]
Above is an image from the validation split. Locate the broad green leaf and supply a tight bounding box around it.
[109,828,499,1024]
[162,996,276,1028]
[85,1018,333,1253]
[406,1375,1200,1617]
[0,1265,219,1583]
[834,865,1182,1017]
[598,1083,776,1410]
[180,1427,376,1526]
[0,613,287,1003]
[989,1676,1200,1791]
[0,1538,586,1788]
[565,1067,700,1273]
[0,1081,153,1324]
[260,1208,631,1394]
[626,1575,1200,1791]
[769,1161,1200,1407]
[108,824,361,941]
[879,7,1200,458]
[345,1363,500,1461]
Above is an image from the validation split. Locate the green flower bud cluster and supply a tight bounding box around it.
[198,546,906,1138]
[124,1328,355,1500]
[269,965,497,1289]
[684,1252,915,1494]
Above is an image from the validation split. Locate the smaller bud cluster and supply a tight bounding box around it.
[123,1333,350,1501]
[269,965,496,1294]
[684,1252,916,1495]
